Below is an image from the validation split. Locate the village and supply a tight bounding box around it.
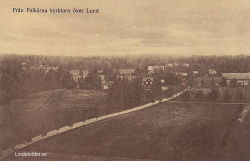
[19,60,250,91]
[0,54,250,161]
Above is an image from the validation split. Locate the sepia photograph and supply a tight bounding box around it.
[0,0,250,161]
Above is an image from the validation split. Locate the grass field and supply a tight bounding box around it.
[177,86,250,103]
[13,101,247,161]
[0,89,107,151]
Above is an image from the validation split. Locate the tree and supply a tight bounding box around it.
[61,71,76,89]
[246,85,250,103]
[181,92,190,101]
[209,88,220,101]
[235,88,245,102]
[230,78,237,87]
[201,79,205,87]
[224,90,232,102]
[83,73,101,90]
[220,77,227,86]
[0,58,26,103]
[107,78,143,109]
[195,90,204,101]
[150,77,162,102]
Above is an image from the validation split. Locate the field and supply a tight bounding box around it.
[11,101,248,161]
[177,86,250,103]
[0,89,107,151]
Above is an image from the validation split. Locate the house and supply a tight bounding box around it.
[21,62,27,70]
[70,70,89,80]
[69,70,89,88]
[79,70,89,78]
[148,66,165,74]
[69,70,81,82]
[118,69,136,75]
[97,70,104,74]
[166,64,174,67]
[222,73,250,86]
[142,76,153,90]
[101,81,113,90]
[44,66,59,74]
[177,72,188,77]
[193,71,199,76]
[124,75,136,81]
[209,69,217,75]
[116,69,136,80]
[161,86,168,90]
[182,63,190,67]
[98,74,106,83]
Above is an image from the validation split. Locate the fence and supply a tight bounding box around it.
[0,87,190,160]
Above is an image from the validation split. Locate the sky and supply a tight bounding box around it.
[0,0,250,56]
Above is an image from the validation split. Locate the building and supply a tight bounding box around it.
[177,72,188,77]
[193,71,199,76]
[209,69,217,75]
[142,76,153,90]
[44,66,59,74]
[118,69,136,75]
[101,81,113,90]
[97,70,104,74]
[124,75,136,81]
[80,70,89,78]
[69,70,89,81]
[148,66,165,74]
[182,63,190,67]
[69,70,81,82]
[166,64,174,67]
[222,73,250,86]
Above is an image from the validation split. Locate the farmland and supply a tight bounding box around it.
[0,89,107,151]
[12,101,248,161]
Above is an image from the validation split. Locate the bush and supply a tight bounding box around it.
[235,89,245,102]
[195,90,204,101]
[181,92,190,101]
[230,78,237,87]
[209,88,220,101]
[224,90,232,102]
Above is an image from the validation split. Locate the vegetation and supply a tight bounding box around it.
[224,90,232,102]
[208,88,220,101]
[107,78,143,109]
[0,58,75,104]
[79,72,101,90]
[195,90,204,101]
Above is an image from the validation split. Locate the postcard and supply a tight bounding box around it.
[0,0,249,161]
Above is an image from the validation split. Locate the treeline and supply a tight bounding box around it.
[107,78,143,110]
[106,74,184,110]
[78,71,102,90]
[1,54,250,75]
[0,58,75,104]
[180,87,249,102]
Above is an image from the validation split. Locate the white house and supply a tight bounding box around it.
[177,72,188,77]
[148,66,165,74]
[222,73,250,86]
[193,71,199,76]
[118,69,136,75]
[209,69,217,75]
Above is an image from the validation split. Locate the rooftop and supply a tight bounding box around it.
[118,69,135,75]
[222,73,250,80]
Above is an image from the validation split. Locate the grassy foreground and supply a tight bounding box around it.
[12,101,246,161]
[0,89,107,151]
